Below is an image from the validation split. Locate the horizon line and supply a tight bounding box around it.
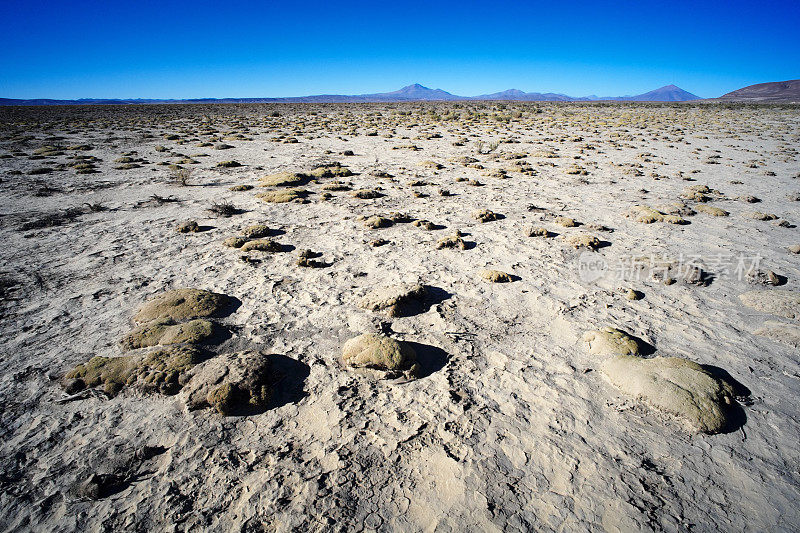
[0,82,705,102]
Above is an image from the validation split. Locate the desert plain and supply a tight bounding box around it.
[0,101,798,531]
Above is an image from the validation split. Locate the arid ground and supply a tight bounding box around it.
[0,102,798,531]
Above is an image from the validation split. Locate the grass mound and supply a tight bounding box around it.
[583,327,640,356]
[133,289,229,323]
[240,239,282,252]
[256,189,307,203]
[241,224,271,238]
[176,221,200,233]
[601,355,737,433]
[479,269,512,283]
[565,234,600,250]
[436,234,467,249]
[695,204,729,216]
[625,205,686,224]
[259,172,309,187]
[341,333,418,378]
[472,209,500,222]
[120,319,215,350]
[180,351,272,415]
[64,345,204,396]
[359,284,426,317]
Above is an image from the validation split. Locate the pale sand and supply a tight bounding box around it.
[0,102,798,531]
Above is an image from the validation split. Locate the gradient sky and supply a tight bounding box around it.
[2,0,799,99]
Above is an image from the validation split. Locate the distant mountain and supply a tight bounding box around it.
[471,89,580,101]
[0,83,703,105]
[469,85,699,102]
[616,85,701,102]
[375,83,461,101]
[716,79,800,103]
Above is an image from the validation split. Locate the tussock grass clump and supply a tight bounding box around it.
[309,163,353,178]
[64,355,137,396]
[171,168,193,186]
[352,189,383,199]
[229,184,254,191]
[583,327,640,356]
[241,224,271,238]
[27,167,53,175]
[180,351,272,415]
[554,216,577,227]
[746,269,781,286]
[364,216,393,229]
[695,204,729,217]
[472,209,501,222]
[120,319,215,350]
[341,333,418,378]
[412,219,436,230]
[359,284,426,317]
[681,184,722,202]
[625,205,686,224]
[176,221,200,233]
[387,212,413,223]
[259,172,309,187]
[656,203,696,217]
[321,181,351,191]
[625,289,644,300]
[134,288,229,323]
[223,236,248,248]
[256,189,307,203]
[449,156,478,165]
[370,170,394,179]
[737,195,760,203]
[601,355,737,433]
[19,207,89,230]
[565,234,600,250]
[64,345,204,396]
[240,239,282,253]
[296,254,328,268]
[217,160,241,168]
[479,269,512,283]
[436,234,467,249]
[526,226,550,237]
[566,165,588,175]
[33,145,64,157]
[208,201,240,217]
[744,211,778,221]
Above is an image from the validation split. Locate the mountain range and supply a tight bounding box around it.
[1,80,798,106]
[0,83,701,105]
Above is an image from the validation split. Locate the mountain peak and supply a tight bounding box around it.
[626,85,700,101]
[381,84,461,100]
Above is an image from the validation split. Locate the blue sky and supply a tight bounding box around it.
[2,0,798,99]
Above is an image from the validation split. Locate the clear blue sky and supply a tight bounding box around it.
[2,0,798,99]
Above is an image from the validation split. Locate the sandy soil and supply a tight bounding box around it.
[0,102,798,532]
